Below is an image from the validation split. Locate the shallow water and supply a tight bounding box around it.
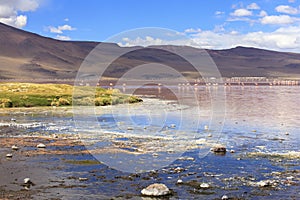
[0,85,299,199]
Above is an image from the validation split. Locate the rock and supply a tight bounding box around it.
[24,178,31,184]
[79,177,88,181]
[221,195,229,200]
[210,146,226,153]
[285,132,289,135]
[36,143,46,148]
[256,180,271,187]
[11,145,19,151]
[170,124,176,128]
[6,153,13,158]
[207,133,212,137]
[152,153,159,157]
[204,125,209,130]
[141,183,171,196]
[230,149,235,153]
[200,183,210,189]
[177,179,183,184]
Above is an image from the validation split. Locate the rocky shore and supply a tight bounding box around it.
[0,132,299,199]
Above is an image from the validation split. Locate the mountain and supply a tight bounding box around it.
[0,22,300,82]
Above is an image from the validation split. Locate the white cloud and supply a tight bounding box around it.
[261,15,296,25]
[275,5,299,14]
[215,11,225,15]
[0,0,40,28]
[259,10,268,17]
[15,15,27,28]
[288,0,296,3]
[118,26,300,52]
[184,28,202,33]
[230,8,252,17]
[48,24,76,34]
[56,35,71,41]
[247,3,260,10]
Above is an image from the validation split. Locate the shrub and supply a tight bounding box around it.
[0,98,13,108]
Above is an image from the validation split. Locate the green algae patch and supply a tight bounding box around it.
[0,83,142,108]
[64,159,102,165]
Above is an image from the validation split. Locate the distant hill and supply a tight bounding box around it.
[0,22,300,81]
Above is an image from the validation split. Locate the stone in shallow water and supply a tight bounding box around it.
[6,153,13,158]
[200,183,210,189]
[24,178,31,184]
[11,145,19,150]
[210,146,226,153]
[36,143,46,148]
[177,179,183,184]
[256,180,271,187]
[221,195,229,200]
[141,183,171,196]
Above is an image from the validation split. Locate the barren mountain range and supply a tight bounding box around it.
[0,22,300,82]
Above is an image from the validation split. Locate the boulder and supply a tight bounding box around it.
[141,183,171,196]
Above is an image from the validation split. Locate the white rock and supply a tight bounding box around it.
[256,180,271,187]
[221,195,229,200]
[170,124,176,128]
[230,149,235,153]
[200,183,210,189]
[24,178,31,184]
[11,145,19,150]
[79,177,88,181]
[204,125,209,130]
[177,179,183,184]
[36,143,46,148]
[141,183,171,196]
[6,153,13,158]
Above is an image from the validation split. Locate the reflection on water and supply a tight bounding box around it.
[0,85,299,154]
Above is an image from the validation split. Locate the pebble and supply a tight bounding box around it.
[141,183,171,196]
[79,177,88,181]
[204,125,209,130]
[230,149,235,153]
[170,124,176,128]
[200,183,210,189]
[285,132,289,135]
[24,178,31,184]
[177,179,183,184]
[6,153,13,158]
[210,146,227,153]
[256,180,271,187]
[36,143,46,148]
[207,133,212,137]
[221,195,229,200]
[11,145,19,151]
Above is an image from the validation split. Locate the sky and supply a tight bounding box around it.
[1,0,300,52]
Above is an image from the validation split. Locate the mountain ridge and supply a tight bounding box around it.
[1,22,300,81]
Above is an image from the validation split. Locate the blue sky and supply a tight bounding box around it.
[1,0,300,52]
